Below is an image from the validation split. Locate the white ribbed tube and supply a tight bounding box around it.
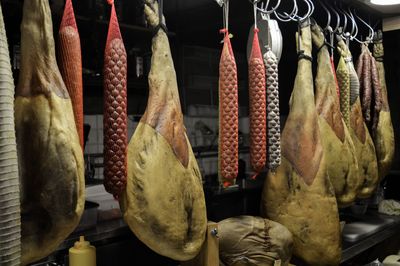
[264,49,281,170]
[0,3,21,266]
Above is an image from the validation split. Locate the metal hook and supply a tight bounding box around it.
[326,0,341,34]
[216,0,230,32]
[252,0,259,29]
[320,1,331,32]
[273,0,298,22]
[282,0,312,22]
[344,7,358,41]
[353,9,374,44]
[257,0,281,16]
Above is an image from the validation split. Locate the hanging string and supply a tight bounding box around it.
[153,0,167,35]
[220,0,229,36]
[253,1,258,30]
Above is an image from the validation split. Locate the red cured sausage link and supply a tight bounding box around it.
[361,46,372,122]
[58,0,84,149]
[248,28,267,173]
[103,0,128,198]
[370,55,382,132]
[219,30,238,187]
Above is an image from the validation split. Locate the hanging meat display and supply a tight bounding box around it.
[103,0,128,199]
[373,31,395,180]
[15,0,85,264]
[120,0,207,261]
[0,3,21,266]
[264,48,281,170]
[248,26,267,173]
[58,0,84,149]
[218,20,239,186]
[311,24,360,207]
[338,41,378,199]
[261,20,341,265]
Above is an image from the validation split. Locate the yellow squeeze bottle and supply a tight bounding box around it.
[69,236,96,266]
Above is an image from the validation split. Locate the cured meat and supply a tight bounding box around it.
[338,42,378,199]
[103,0,128,198]
[264,48,281,170]
[260,21,341,265]
[360,45,372,122]
[120,0,207,261]
[219,216,293,266]
[311,24,360,207]
[349,58,360,106]
[58,0,84,149]
[369,54,382,131]
[0,4,21,265]
[248,28,267,173]
[336,45,350,127]
[15,0,85,264]
[219,29,239,186]
[373,35,395,180]
[331,57,340,98]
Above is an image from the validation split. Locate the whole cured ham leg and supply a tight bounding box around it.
[58,0,84,149]
[311,24,360,207]
[261,21,341,266]
[219,29,239,186]
[15,0,85,264]
[120,0,207,261]
[248,28,267,173]
[0,3,21,265]
[339,41,378,199]
[103,0,128,198]
[373,33,395,180]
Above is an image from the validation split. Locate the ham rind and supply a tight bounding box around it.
[120,0,207,261]
[373,36,395,180]
[261,21,341,265]
[340,42,379,199]
[15,0,85,264]
[219,216,293,265]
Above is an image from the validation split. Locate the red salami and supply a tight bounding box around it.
[58,0,84,148]
[219,29,238,187]
[103,0,128,198]
[248,28,267,173]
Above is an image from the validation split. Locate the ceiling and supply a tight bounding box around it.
[164,0,400,15]
[353,0,400,15]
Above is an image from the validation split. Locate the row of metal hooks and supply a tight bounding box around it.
[215,0,377,46]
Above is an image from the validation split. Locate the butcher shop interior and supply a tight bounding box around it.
[1,0,400,265]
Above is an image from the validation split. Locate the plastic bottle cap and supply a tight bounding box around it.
[74,236,91,250]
